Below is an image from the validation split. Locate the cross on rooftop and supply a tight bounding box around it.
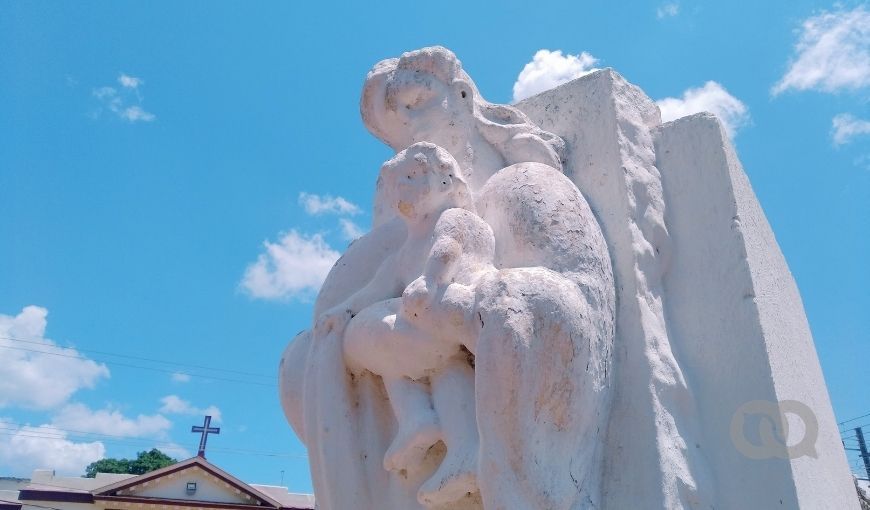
[191,415,220,458]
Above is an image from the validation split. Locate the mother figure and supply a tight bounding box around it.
[279,47,616,510]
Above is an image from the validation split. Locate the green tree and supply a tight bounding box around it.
[85,449,177,477]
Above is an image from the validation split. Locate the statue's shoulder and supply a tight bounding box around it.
[476,161,610,277]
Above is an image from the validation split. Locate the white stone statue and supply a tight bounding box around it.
[279,46,858,509]
[280,46,614,509]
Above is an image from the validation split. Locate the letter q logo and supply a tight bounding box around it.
[730,400,819,460]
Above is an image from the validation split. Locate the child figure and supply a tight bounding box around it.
[315,141,474,337]
[329,142,495,506]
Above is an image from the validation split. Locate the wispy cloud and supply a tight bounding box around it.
[52,403,171,438]
[339,218,366,241]
[772,6,870,95]
[832,113,870,146]
[92,73,155,122]
[0,418,105,476]
[171,371,191,383]
[0,306,109,410]
[854,153,870,170]
[151,441,191,460]
[657,2,679,19]
[159,395,222,422]
[119,105,155,122]
[512,49,599,102]
[298,192,361,216]
[118,73,143,89]
[240,230,339,300]
[656,81,749,138]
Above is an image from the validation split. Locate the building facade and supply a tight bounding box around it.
[2,457,313,510]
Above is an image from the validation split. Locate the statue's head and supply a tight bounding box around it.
[379,142,472,222]
[361,47,474,150]
[361,46,564,178]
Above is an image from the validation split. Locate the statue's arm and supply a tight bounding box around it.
[401,227,466,321]
[423,235,463,286]
[323,253,402,320]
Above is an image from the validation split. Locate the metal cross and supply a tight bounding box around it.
[191,415,220,458]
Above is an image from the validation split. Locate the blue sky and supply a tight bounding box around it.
[1,0,869,489]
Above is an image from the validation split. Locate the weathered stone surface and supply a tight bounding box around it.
[519,69,713,509]
[519,70,856,509]
[283,47,614,510]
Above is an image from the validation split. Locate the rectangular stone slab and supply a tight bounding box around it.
[518,71,857,509]
[655,113,856,509]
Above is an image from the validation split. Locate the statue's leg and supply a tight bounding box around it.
[418,356,479,506]
[382,375,442,473]
[342,301,464,479]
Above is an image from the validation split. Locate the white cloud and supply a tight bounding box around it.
[52,403,171,438]
[832,113,870,145]
[773,6,870,95]
[240,230,339,300]
[0,418,105,476]
[656,81,749,137]
[298,192,361,216]
[171,372,191,383]
[657,2,679,19]
[118,73,143,89]
[92,73,155,122]
[512,49,600,103]
[120,105,155,122]
[93,86,122,112]
[339,218,366,241]
[0,306,109,410]
[151,441,191,460]
[159,395,222,423]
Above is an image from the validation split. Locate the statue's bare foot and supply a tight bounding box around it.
[383,420,442,473]
[417,446,478,507]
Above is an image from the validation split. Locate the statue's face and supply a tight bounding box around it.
[385,146,457,222]
[386,70,464,146]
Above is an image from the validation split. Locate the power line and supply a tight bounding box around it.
[0,343,276,388]
[0,422,186,445]
[0,421,307,458]
[0,335,275,380]
[0,427,306,460]
[0,340,302,460]
[840,411,870,427]
[841,423,870,442]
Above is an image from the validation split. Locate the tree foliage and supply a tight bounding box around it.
[85,449,177,478]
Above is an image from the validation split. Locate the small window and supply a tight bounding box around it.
[186,482,197,494]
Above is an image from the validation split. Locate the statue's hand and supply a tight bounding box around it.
[315,306,353,337]
[402,276,433,320]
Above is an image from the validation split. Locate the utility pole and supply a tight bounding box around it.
[856,427,870,481]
